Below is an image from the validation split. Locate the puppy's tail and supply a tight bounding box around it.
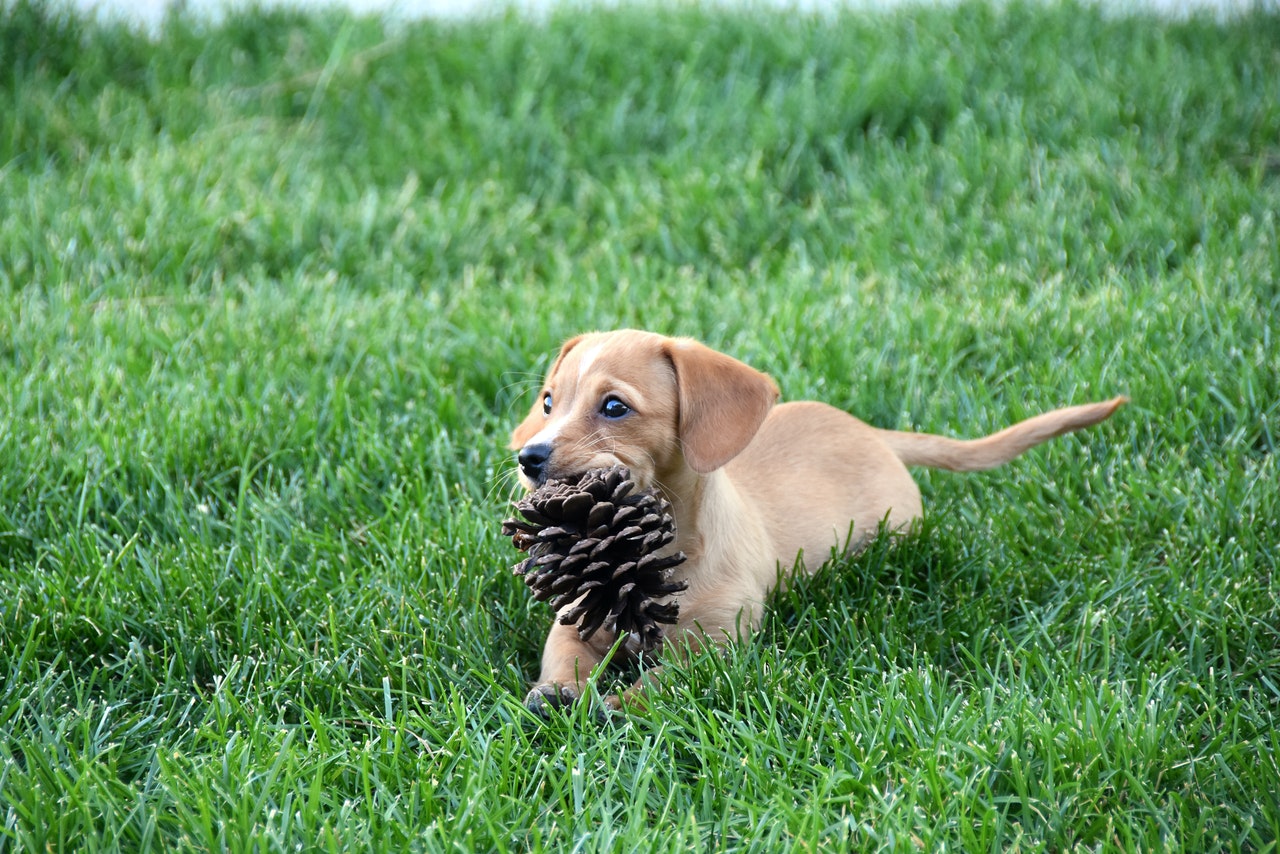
[876,396,1127,472]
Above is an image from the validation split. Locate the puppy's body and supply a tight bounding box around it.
[510,330,1124,711]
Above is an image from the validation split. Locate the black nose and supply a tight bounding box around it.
[518,443,552,482]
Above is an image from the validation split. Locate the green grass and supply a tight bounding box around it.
[2,0,1278,848]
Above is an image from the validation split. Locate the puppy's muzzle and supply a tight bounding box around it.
[518,442,553,485]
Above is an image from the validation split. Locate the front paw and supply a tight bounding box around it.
[523,683,580,716]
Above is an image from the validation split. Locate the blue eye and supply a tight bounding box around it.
[600,397,631,419]
[542,392,553,415]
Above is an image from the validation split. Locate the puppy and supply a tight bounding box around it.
[509,329,1125,712]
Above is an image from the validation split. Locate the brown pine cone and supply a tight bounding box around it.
[502,465,687,652]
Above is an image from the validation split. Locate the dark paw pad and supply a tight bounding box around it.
[524,684,579,716]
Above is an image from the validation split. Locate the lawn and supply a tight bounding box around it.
[1,0,1277,849]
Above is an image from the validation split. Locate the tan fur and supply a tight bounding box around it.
[509,329,1126,712]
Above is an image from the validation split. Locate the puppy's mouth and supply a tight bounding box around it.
[517,450,648,491]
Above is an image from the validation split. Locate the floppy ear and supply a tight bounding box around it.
[664,338,779,473]
[509,335,584,450]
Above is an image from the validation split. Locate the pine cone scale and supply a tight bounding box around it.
[503,465,688,652]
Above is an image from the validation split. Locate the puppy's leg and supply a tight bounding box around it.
[605,628,744,713]
[525,622,610,715]
[605,666,666,713]
[607,596,765,712]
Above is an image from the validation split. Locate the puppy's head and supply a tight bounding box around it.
[510,330,780,490]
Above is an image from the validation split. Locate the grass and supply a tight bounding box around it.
[1,0,1278,848]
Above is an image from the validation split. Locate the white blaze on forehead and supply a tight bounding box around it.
[576,342,605,380]
[526,423,560,447]
[523,339,609,451]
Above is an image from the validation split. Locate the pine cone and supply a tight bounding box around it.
[502,465,687,652]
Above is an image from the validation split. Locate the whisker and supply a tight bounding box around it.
[497,372,544,418]
[574,429,614,453]
[498,372,543,397]
[484,463,524,505]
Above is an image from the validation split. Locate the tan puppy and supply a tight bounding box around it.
[510,329,1125,712]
